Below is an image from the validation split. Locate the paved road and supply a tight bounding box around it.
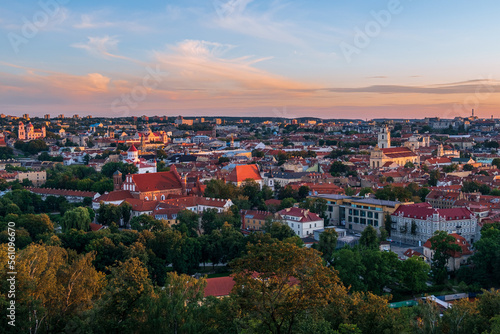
[389,241,423,258]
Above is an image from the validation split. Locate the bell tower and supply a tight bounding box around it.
[378,126,391,149]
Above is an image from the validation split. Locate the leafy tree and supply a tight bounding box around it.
[331,248,366,291]
[465,225,500,287]
[429,169,441,186]
[231,241,347,334]
[264,220,296,241]
[359,225,379,249]
[463,164,474,171]
[60,207,91,232]
[101,162,138,179]
[96,203,122,226]
[142,272,207,333]
[443,163,459,173]
[298,185,310,200]
[201,208,221,235]
[429,230,461,284]
[218,156,230,164]
[280,197,296,210]
[176,209,200,237]
[130,214,163,232]
[241,179,261,208]
[400,256,430,294]
[404,161,415,168]
[329,161,348,176]
[18,213,54,241]
[361,249,400,295]
[493,158,500,169]
[359,187,374,197]
[0,244,105,333]
[315,228,338,264]
[156,149,168,160]
[94,257,154,333]
[120,202,132,225]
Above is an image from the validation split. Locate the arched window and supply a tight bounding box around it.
[145,196,149,201]
[161,195,165,200]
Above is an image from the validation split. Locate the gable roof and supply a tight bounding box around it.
[131,171,182,192]
[204,276,235,297]
[277,207,322,223]
[392,204,474,221]
[381,147,418,159]
[423,233,473,258]
[227,164,262,183]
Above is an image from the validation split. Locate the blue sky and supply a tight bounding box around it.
[1,0,500,119]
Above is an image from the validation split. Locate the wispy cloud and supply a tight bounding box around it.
[71,36,140,63]
[152,39,311,93]
[73,12,149,32]
[320,79,500,95]
[213,0,305,46]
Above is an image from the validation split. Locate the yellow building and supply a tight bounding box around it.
[370,126,419,168]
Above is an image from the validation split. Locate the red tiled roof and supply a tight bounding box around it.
[392,204,473,221]
[28,187,97,198]
[277,207,322,223]
[125,198,158,212]
[204,276,235,297]
[131,171,182,192]
[128,145,138,152]
[423,233,473,258]
[227,164,262,183]
[90,223,104,232]
[381,147,418,158]
[403,249,424,258]
[94,190,133,202]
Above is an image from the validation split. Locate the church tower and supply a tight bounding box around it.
[437,144,444,157]
[18,122,26,140]
[378,126,391,149]
[127,145,139,162]
[113,170,123,190]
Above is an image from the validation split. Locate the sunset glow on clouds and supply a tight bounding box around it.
[1,0,500,119]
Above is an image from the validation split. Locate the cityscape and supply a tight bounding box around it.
[2,1,500,334]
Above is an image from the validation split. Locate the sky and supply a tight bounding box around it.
[1,0,500,119]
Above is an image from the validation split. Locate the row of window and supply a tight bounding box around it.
[348,209,379,219]
[348,216,379,227]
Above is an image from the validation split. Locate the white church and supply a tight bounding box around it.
[123,145,157,174]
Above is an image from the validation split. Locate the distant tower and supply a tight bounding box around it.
[437,144,444,157]
[42,126,46,138]
[472,109,474,117]
[378,126,391,149]
[127,145,139,162]
[18,122,26,140]
[230,134,234,148]
[113,170,123,190]
[212,125,217,138]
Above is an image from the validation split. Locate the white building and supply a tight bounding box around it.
[123,145,157,174]
[277,207,324,238]
[391,203,478,245]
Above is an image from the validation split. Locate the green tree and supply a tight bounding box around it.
[331,248,366,291]
[492,158,500,169]
[359,225,379,249]
[96,203,122,226]
[142,272,207,334]
[404,161,415,168]
[231,241,347,334]
[400,256,430,294]
[60,207,91,232]
[315,228,338,264]
[463,164,474,171]
[264,220,296,241]
[429,230,461,284]
[94,257,154,333]
[329,161,348,176]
